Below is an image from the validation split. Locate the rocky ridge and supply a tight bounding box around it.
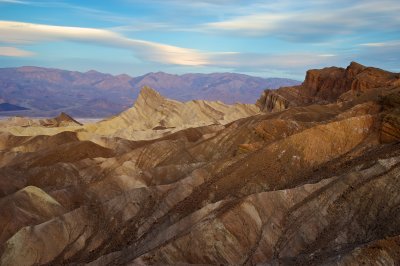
[257,61,400,112]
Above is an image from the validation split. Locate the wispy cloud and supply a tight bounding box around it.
[357,40,400,66]
[0,20,352,76]
[1,1,153,25]
[204,0,400,41]
[209,52,340,70]
[360,41,400,48]
[0,0,28,4]
[0,46,35,56]
[360,43,387,47]
[0,20,208,66]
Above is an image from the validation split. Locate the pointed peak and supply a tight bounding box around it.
[54,112,82,125]
[55,112,70,119]
[135,86,165,107]
[345,61,367,78]
[139,86,161,97]
[347,61,366,71]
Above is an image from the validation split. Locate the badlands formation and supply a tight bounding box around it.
[0,62,399,265]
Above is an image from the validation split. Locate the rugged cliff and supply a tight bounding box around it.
[257,61,400,112]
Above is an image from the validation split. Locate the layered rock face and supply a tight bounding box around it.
[257,61,400,112]
[380,91,400,143]
[0,63,399,265]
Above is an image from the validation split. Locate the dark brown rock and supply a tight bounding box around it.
[257,62,400,112]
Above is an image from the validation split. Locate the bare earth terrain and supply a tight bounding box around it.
[0,62,399,265]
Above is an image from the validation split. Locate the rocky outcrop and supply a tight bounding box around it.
[381,113,400,143]
[324,235,400,265]
[256,90,291,112]
[257,61,400,112]
[380,90,400,143]
[50,112,83,127]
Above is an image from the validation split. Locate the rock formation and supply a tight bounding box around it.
[380,91,400,143]
[257,61,400,112]
[0,62,399,265]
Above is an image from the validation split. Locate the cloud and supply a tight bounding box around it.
[357,40,400,66]
[0,20,208,66]
[208,52,340,70]
[0,21,347,77]
[0,0,27,4]
[198,52,345,79]
[0,20,338,72]
[360,41,400,48]
[204,0,400,41]
[0,46,35,57]
[124,0,248,6]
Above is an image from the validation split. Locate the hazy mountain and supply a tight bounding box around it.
[131,72,300,104]
[0,103,29,111]
[0,66,299,117]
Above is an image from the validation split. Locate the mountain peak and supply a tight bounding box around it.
[85,70,100,74]
[54,112,82,126]
[139,86,162,97]
[347,61,366,72]
[135,86,165,108]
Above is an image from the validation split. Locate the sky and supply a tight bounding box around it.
[0,0,399,79]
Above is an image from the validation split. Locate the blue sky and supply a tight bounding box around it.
[0,0,399,79]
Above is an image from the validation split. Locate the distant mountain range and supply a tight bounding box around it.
[0,103,29,112]
[0,66,300,117]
